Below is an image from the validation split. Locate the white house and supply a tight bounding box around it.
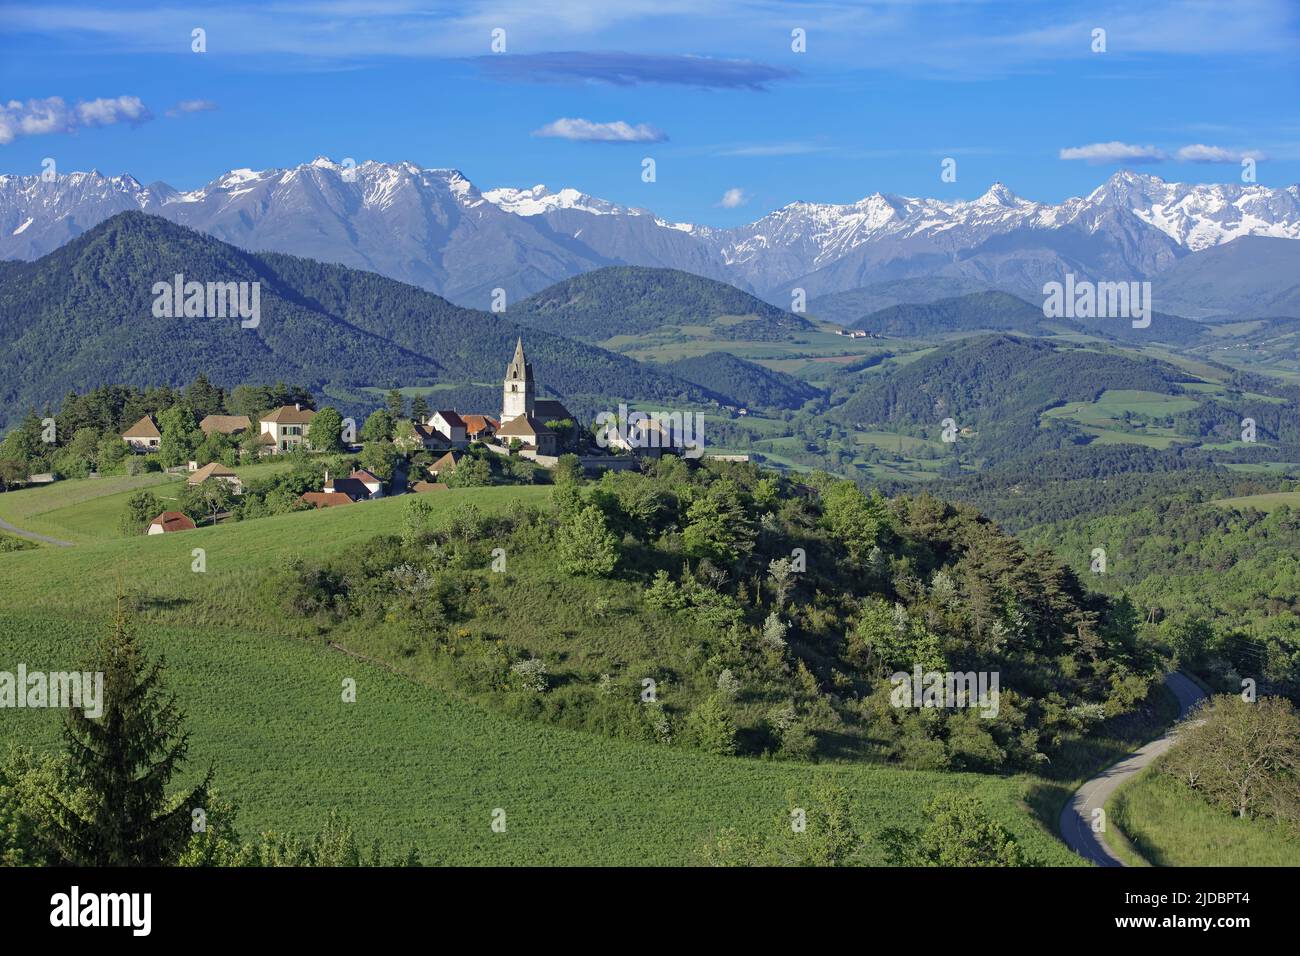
[258,404,317,453]
[122,415,161,452]
[187,462,243,495]
[427,409,468,446]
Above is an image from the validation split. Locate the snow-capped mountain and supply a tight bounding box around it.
[1,159,1297,308]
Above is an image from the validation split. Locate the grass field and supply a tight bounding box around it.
[853,430,948,455]
[1107,766,1300,867]
[0,461,305,545]
[0,485,1083,864]
[1037,390,1207,450]
[1214,490,1300,512]
[0,473,179,544]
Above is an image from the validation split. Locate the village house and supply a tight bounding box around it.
[461,414,499,441]
[428,410,468,446]
[147,511,195,534]
[122,415,162,452]
[410,480,449,494]
[496,415,557,455]
[429,451,459,479]
[398,421,436,453]
[187,462,243,495]
[258,404,317,453]
[199,414,251,438]
[603,416,684,459]
[321,468,383,502]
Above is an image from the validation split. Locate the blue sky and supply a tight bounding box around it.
[1,0,1297,226]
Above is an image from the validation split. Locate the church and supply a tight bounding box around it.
[488,338,573,457]
[420,338,572,457]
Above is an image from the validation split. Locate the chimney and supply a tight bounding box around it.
[295,402,301,411]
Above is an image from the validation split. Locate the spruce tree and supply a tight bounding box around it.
[46,593,210,865]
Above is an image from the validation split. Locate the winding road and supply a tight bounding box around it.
[1059,671,1206,866]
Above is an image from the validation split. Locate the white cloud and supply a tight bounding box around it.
[1059,140,1270,165]
[166,99,218,118]
[717,142,830,157]
[1176,143,1265,163]
[76,95,148,126]
[0,94,150,144]
[1059,141,1168,163]
[716,187,748,208]
[532,117,666,143]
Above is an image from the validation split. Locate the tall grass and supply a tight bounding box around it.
[1108,766,1300,867]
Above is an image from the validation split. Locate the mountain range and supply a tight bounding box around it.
[0,212,731,430]
[3,160,1297,313]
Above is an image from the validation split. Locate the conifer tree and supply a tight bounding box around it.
[46,592,210,865]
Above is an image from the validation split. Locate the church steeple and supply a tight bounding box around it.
[506,337,529,381]
[502,337,535,424]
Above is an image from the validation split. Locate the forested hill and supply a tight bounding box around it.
[849,289,1207,345]
[831,335,1194,462]
[659,352,823,411]
[508,265,814,342]
[0,213,726,429]
[850,291,1061,336]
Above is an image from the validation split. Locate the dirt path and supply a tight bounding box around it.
[0,514,74,547]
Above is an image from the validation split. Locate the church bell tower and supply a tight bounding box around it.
[502,337,535,424]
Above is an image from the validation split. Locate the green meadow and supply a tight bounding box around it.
[0,483,1083,865]
[0,461,303,545]
[1107,766,1300,867]
[1213,490,1300,512]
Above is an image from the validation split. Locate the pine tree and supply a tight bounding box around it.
[45,592,210,865]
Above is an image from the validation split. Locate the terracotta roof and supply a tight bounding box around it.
[261,405,317,425]
[199,414,251,436]
[461,414,499,437]
[188,462,239,485]
[432,409,465,428]
[497,416,554,438]
[430,451,459,474]
[251,431,277,446]
[349,469,381,484]
[122,415,161,439]
[411,481,450,493]
[300,491,354,508]
[148,511,195,532]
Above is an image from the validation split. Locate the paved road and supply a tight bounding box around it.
[1060,671,1206,866]
[0,514,74,547]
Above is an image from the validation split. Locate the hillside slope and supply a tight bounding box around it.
[508,266,814,343]
[0,484,1082,864]
[832,335,1194,461]
[849,290,1207,345]
[0,213,722,429]
[659,352,823,410]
